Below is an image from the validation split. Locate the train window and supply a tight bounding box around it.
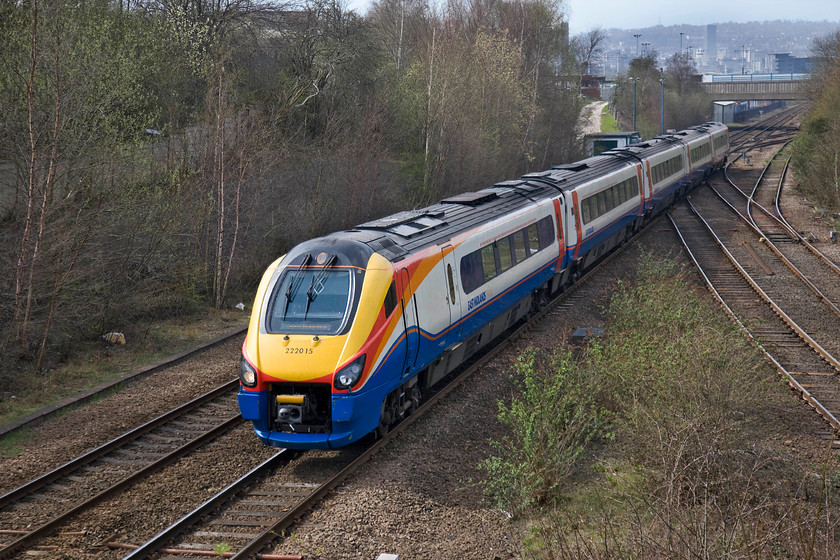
[481,245,497,282]
[498,237,514,272]
[267,269,353,335]
[513,230,527,262]
[596,192,606,216]
[459,217,555,295]
[383,280,398,317]
[581,198,591,224]
[537,216,554,249]
[460,251,483,294]
[527,223,540,255]
[630,176,639,196]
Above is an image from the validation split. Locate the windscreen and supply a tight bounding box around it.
[266,268,354,335]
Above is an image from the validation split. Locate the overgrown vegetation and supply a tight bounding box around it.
[481,349,610,516]
[0,0,588,397]
[484,256,840,558]
[791,29,840,212]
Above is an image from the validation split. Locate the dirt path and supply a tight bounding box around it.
[578,100,608,135]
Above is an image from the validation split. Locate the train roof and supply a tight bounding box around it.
[327,123,728,263]
[342,150,642,262]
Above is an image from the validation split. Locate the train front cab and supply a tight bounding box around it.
[238,239,416,449]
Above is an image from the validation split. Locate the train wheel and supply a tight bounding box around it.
[374,401,390,439]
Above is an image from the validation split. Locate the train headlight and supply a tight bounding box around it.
[334,354,366,390]
[239,357,258,388]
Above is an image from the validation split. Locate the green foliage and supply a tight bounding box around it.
[511,255,840,559]
[481,348,610,516]
[600,105,620,133]
[0,427,32,458]
[791,31,840,211]
[612,53,711,137]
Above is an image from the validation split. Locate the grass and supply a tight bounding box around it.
[0,427,32,458]
[484,254,840,558]
[600,105,621,133]
[0,306,248,429]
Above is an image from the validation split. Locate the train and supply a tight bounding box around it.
[237,122,730,450]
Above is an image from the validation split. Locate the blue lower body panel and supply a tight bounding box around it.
[238,385,384,450]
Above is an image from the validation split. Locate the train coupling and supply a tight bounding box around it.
[276,394,306,424]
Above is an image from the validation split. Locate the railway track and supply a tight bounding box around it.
[668,200,840,434]
[669,115,840,439]
[0,210,642,559]
[727,105,803,153]
[0,381,243,559]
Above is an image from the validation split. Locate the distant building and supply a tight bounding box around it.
[772,53,811,73]
[714,101,736,124]
[585,132,642,156]
[706,25,718,66]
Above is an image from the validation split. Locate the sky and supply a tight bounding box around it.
[565,0,840,35]
[345,0,840,34]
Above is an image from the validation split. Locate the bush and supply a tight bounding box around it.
[483,255,840,558]
[480,348,610,516]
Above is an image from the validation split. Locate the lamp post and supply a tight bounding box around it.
[742,45,746,74]
[634,34,641,56]
[660,78,665,135]
[680,32,684,53]
[631,77,637,132]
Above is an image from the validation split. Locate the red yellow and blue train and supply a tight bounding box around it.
[238,122,729,449]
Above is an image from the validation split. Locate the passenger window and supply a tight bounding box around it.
[498,237,513,272]
[514,230,527,262]
[537,216,555,249]
[460,251,483,294]
[582,198,591,223]
[481,245,497,282]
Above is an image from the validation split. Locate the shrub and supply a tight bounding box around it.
[481,348,609,516]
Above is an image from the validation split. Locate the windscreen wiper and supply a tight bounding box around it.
[283,253,312,319]
[304,254,337,318]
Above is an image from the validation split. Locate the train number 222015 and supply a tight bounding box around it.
[285,347,314,355]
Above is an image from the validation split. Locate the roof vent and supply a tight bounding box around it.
[441,191,498,206]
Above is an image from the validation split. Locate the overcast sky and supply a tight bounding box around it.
[565,0,840,35]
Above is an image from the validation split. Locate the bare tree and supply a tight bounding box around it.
[571,27,605,75]
[664,51,696,96]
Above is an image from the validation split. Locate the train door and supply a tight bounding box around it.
[400,268,419,377]
[440,245,462,349]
